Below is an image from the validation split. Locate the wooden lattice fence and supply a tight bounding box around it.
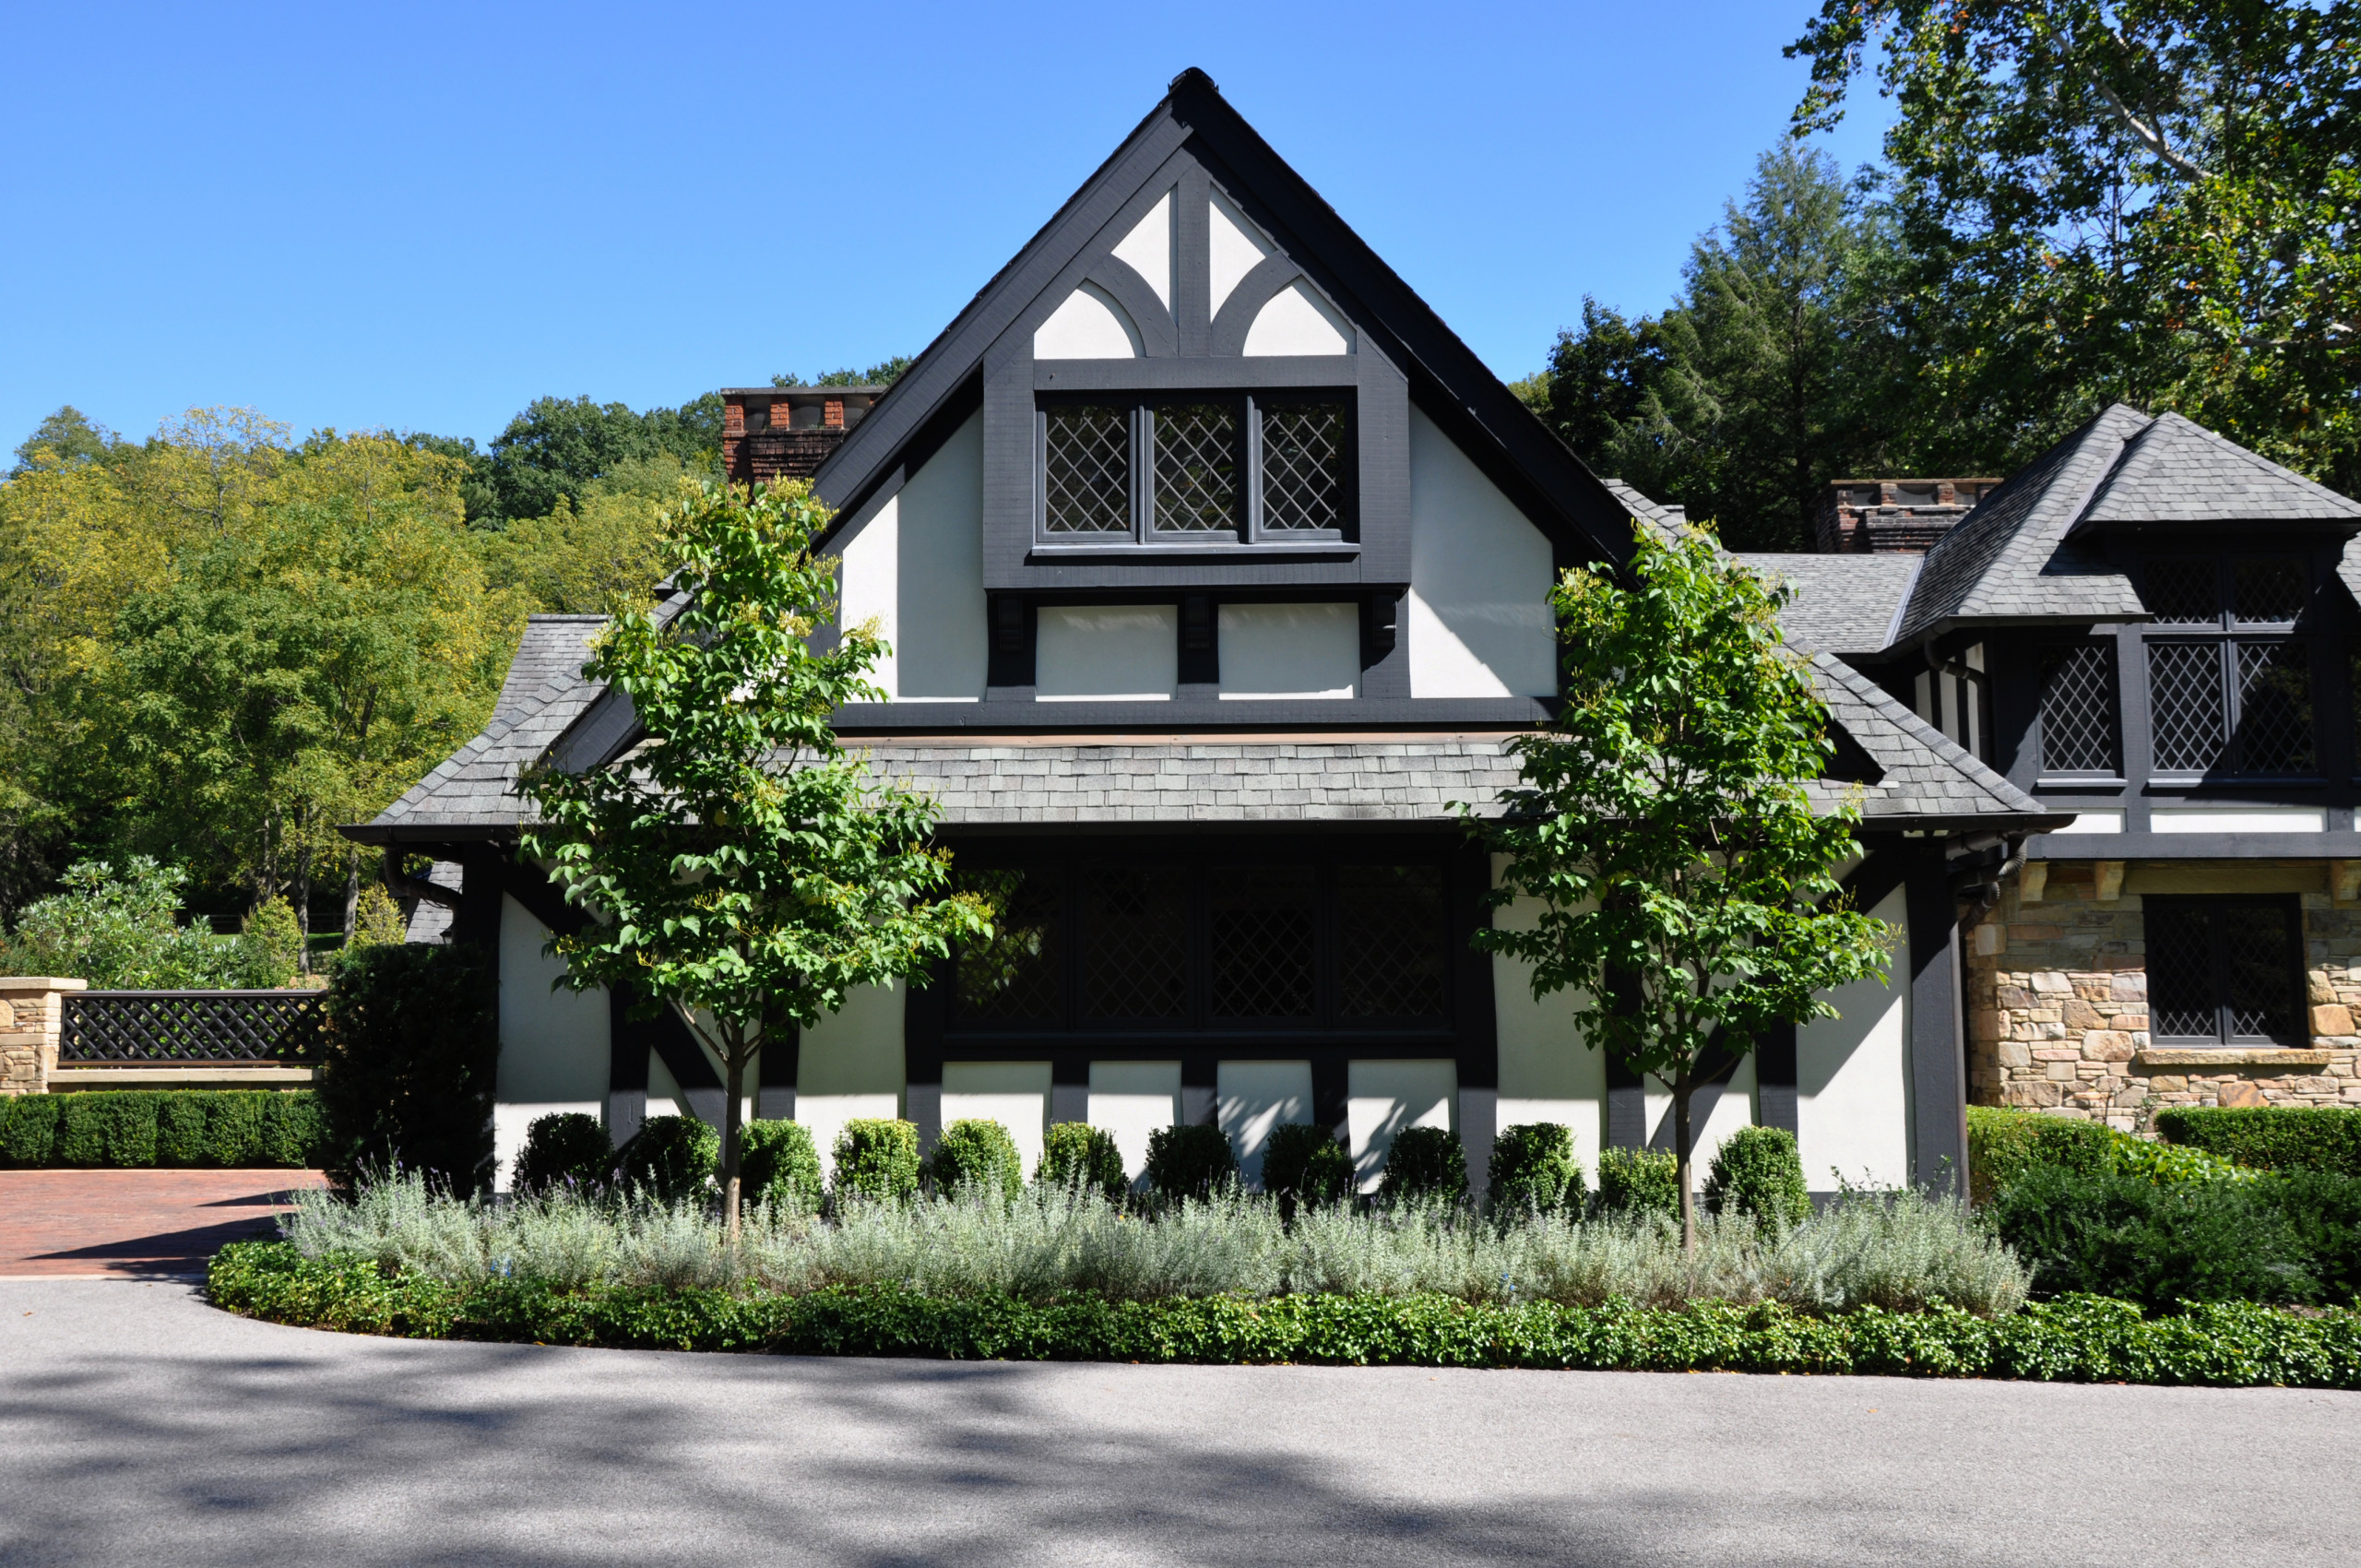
[59,990,328,1064]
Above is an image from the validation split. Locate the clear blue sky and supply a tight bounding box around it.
[0,1,1891,453]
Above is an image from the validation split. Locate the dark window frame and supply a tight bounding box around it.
[2139,555,2317,780]
[2035,639,2123,778]
[1034,390,1357,548]
[2143,894,2308,1047]
[943,849,1453,1039]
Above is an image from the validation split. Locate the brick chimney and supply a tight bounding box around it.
[720,386,885,488]
[1815,479,2001,553]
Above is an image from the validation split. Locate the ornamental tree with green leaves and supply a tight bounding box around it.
[1463,525,1892,1251]
[519,481,988,1242]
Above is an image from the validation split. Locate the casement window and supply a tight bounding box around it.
[2145,896,2307,1046]
[2036,642,2121,777]
[1038,395,1352,545]
[951,857,1448,1030]
[2142,556,2315,777]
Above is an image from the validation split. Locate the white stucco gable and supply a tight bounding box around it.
[1406,407,1559,698]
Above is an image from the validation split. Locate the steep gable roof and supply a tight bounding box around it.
[805,68,1633,570]
[2077,411,2361,528]
[1738,552,1922,656]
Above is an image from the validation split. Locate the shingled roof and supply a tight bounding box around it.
[2077,411,2361,529]
[1738,552,1921,656]
[1805,654,2056,825]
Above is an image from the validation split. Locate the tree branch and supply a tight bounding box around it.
[2085,66,2207,182]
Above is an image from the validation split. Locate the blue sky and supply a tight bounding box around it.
[0,2,1892,452]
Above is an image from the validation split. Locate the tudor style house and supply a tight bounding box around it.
[348,70,2070,1198]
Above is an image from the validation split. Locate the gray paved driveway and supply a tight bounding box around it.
[1,1277,2353,1567]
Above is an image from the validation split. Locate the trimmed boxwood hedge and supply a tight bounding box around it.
[1,1090,323,1169]
[207,1241,2361,1386]
[2156,1107,2361,1178]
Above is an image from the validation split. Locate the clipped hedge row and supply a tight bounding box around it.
[2157,1107,2361,1178]
[208,1241,2361,1387]
[1,1090,323,1169]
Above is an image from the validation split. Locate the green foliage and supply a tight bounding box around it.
[613,1114,718,1206]
[2156,1107,2361,1178]
[314,943,497,1193]
[1986,1164,2326,1313]
[479,394,723,525]
[213,1241,2361,1388]
[1379,1126,1469,1206]
[1488,1123,1584,1218]
[771,359,912,388]
[11,405,120,474]
[1037,1121,1127,1203]
[518,479,988,1233]
[1597,1147,1680,1221]
[740,1119,822,1213]
[929,1118,1023,1201]
[0,1089,320,1168]
[1967,1107,2250,1206]
[832,1118,920,1205]
[1145,1123,1237,1202]
[1703,1126,1812,1235]
[511,1112,612,1194]
[2,857,291,989]
[1262,1123,1354,1213]
[1467,525,1892,1239]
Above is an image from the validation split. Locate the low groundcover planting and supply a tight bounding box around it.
[203,1172,2361,1384]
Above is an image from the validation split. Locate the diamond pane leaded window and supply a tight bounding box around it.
[1207,865,1317,1019]
[2147,898,2301,1044]
[2146,558,2219,624]
[1153,403,1239,532]
[1080,863,1190,1022]
[2235,559,2307,624]
[1044,406,1131,534]
[2038,644,2119,774]
[1335,865,1446,1019]
[2148,642,2227,772]
[956,869,1062,1022]
[2234,641,2315,773]
[1259,403,1347,533]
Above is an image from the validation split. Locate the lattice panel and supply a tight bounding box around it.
[1081,864,1190,1021]
[2220,903,2298,1038]
[1260,403,1347,532]
[1335,865,1447,1019]
[1044,406,1131,534]
[2147,642,2226,772]
[956,869,1063,1022]
[2038,644,2119,773]
[61,991,327,1063]
[1207,865,1317,1019]
[2234,558,2307,624]
[2145,558,2220,624]
[2147,905,2216,1039]
[2235,641,2316,773]
[1153,403,1239,532]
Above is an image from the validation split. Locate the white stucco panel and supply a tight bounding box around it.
[493,893,610,1191]
[1208,189,1274,317]
[1089,1060,1180,1183]
[1406,407,1557,697]
[1036,604,1178,700]
[1490,887,1607,1182]
[1216,1060,1311,1188]
[835,412,986,703]
[1243,280,1351,356]
[1347,1060,1456,1194]
[1033,281,1143,359]
[1110,188,1173,313]
[1216,601,1358,699]
[943,1061,1052,1182]
[1797,886,1910,1191]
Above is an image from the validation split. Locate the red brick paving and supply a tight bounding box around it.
[0,1169,329,1277]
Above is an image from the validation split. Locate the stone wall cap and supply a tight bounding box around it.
[0,977,88,992]
[2133,1048,2332,1068]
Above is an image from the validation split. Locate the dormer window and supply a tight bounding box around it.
[2142,555,2316,778]
[1037,394,1352,547]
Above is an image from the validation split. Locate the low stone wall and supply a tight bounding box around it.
[1966,861,2361,1130]
[0,979,87,1096]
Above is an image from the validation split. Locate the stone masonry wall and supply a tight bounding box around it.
[1965,861,2361,1130]
[0,979,84,1097]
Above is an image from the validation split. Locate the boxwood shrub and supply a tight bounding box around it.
[1703,1125,1811,1235]
[511,1112,613,1194]
[613,1115,718,1205]
[1145,1123,1236,1201]
[929,1118,1022,1201]
[1038,1122,1127,1203]
[833,1118,920,1205]
[2156,1107,2361,1178]
[1261,1123,1353,1213]
[740,1119,822,1212]
[1596,1147,1679,1220]
[1379,1126,1467,1206]
[0,1089,323,1169]
[1488,1123,1582,1219]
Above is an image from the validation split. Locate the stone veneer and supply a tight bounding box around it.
[0,978,86,1097]
[1965,861,2361,1130]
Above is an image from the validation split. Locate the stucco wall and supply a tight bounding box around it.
[835,413,987,702]
[1405,407,1556,698]
[1797,885,1911,1189]
[493,894,607,1191]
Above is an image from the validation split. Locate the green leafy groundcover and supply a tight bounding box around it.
[208,1241,2361,1387]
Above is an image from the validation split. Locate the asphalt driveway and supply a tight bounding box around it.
[1,1277,2352,1568]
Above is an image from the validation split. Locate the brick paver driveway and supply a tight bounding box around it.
[0,1170,327,1277]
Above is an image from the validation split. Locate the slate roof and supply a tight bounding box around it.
[1737,552,1921,656]
[1804,654,2053,824]
[2078,411,2361,528]
[351,615,604,839]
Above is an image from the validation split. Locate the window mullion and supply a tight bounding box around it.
[1133,404,1152,540]
[1244,395,1263,543]
[2211,915,2233,1045]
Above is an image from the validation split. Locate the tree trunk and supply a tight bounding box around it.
[720,1025,746,1252]
[1674,1074,1697,1255]
[341,849,361,944]
[292,842,313,977]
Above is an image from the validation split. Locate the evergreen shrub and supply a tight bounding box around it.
[1145,1123,1236,1201]
[1262,1123,1353,1213]
[512,1112,612,1194]
[0,1090,321,1168]
[2155,1107,2361,1177]
[929,1118,1023,1201]
[316,943,497,1193]
[1986,1164,2319,1312]
[1038,1122,1127,1203]
[1965,1106,2115,1204]
[1597,1147,1679,1220]
[1703,1125,1811,1234]
[833,1118,920,1205]
[1379,1126,1468,1206]
[740,1119,822,1212]
[614,1115,718,1205]
[1488,1123,1582,1218]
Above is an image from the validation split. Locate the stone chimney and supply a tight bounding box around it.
[1816,479,2000,553]
[720,386,886,489]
